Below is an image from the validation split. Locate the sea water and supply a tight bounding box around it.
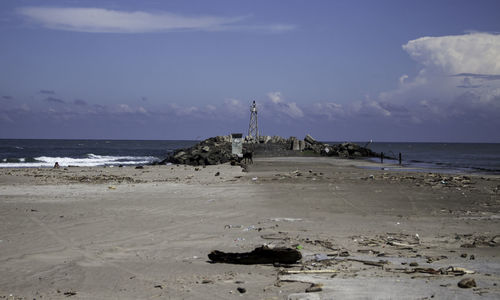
[362,142,500,175]
[0,139,197,168]
[1,139,499,174]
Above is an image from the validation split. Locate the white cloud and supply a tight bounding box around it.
[169,103,200,117]
[399,74,408,85]
[117,104,133,113]
[137,106,148,114]
[17,7,294,33]
[310,102,344,120]
[111,104,149,114]
[223,98,246,117]
[267,92,304,118]
[375,32,500,125]
[268,91,283,104]
[403,33,500,74]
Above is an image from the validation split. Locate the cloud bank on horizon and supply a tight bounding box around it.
[1,3,500,141]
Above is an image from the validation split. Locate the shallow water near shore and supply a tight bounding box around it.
[356,142,500,175]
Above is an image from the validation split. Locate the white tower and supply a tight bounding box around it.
[248,100,259,141]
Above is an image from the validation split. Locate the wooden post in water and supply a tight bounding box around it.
[381,152,384,164]
[399,153,402,165]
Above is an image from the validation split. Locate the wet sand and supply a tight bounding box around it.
[0,157,499,299]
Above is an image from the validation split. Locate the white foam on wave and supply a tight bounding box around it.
[0,153,159,168]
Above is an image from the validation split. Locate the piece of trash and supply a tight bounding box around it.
[281,269,339,275]
[407,266,475,276]
[243,225,256,231]
[108,186,116,190]
[447,266,475,275]
[270,218,303,222]
[224,224,243,229]
[314,253,329,261]
[252,177,258,181]
[208,245,302,265]
[234,237,245,242]
[458,278,476,288]
[407,268,440,275]
[154,285,163,289]
[305,283,323,293]
[260,233,288,240]
[347,258,387,267]
[296,245,303,250]
[387,241,412,249]
[63,291,77,297]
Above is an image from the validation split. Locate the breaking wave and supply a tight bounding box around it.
[0,153,159,168]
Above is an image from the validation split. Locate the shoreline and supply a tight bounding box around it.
[0,156,499,299]
[2,154,500,177]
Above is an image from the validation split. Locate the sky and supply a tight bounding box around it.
[1,0,499,142]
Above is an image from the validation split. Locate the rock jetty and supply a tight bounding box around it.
[163,136,233,166]
[162,134,377,166]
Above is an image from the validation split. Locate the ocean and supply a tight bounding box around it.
[0,139,197,168]
[362,142,500,175]
[0,139,499,174]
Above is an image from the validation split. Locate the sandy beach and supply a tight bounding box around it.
[0,157,499,299]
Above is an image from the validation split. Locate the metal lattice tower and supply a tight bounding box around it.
[248,100,259,140]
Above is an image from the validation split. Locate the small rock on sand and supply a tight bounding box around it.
[458,278,476,288]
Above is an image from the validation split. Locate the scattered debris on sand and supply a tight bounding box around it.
[208,246,302,265]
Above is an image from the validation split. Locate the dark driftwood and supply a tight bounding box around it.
[208,246,302,265]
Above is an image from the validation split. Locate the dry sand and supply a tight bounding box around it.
[0,157,499,299]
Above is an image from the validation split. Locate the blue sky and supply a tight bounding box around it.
[1,0,499,141]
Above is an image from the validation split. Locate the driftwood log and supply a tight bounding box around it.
[208,246,302,265]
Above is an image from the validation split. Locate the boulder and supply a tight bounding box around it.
[304,134,320,145]
[259,135,272,144]
[290,137,301,151]
[270,136,287,144]
[298,140,305,151]
[166,136,233,166]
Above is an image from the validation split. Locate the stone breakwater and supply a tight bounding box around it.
[162,134,378,166]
